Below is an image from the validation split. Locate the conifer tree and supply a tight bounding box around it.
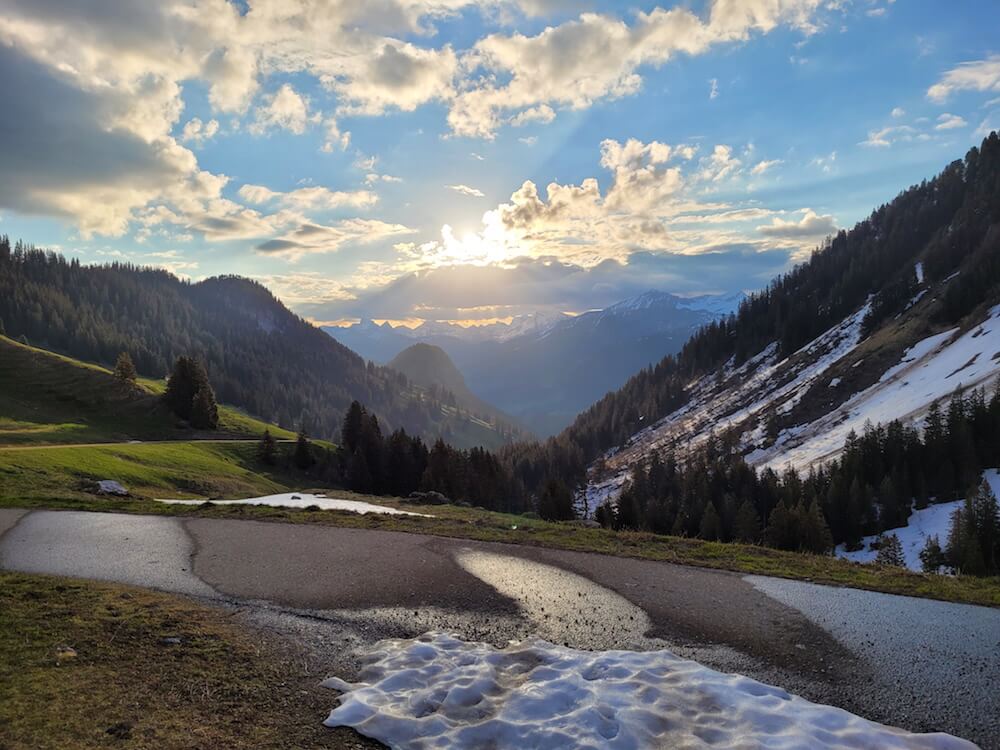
[294,430,314,470]
[190,385,219,429]
[734,501,761,543]
[919,535,946,573]
[256,429,277,465]
[113,351,137,383]
[537,478,574,521]
[875,534,905,567]
[699,502,721,541]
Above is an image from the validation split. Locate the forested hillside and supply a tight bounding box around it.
[506,132,1000,494]
[0,247,514,448]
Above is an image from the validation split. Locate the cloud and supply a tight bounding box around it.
[296,248,788,323]
[750,159,782,175]
[447,184,486,197]
[238,184,378,210]
[757,209,837,238]
[928,56,1000,102]
[250,84,313,135]
[860,124,916,148]
[447,1,828,137]
[253,218,414,260]
[321,117,351,152]
[518,136,538,145]
[0,42,223,238]
[891,106,905,118]
[934,112,967,130]
[709,78,719,99]
[509,104,556,126]
[181,117,220,144]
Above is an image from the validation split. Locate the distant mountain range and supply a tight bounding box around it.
[327,291,744,436]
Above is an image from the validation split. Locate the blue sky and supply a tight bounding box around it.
[1,0,998,325]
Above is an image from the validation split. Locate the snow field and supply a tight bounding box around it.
[156,492,431,516]
[323,632,975,749]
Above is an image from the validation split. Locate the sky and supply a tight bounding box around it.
[1,0,999,327]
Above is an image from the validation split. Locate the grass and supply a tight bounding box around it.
[0,441,298,500]
[0,572,377,749]
[0,335,295,445]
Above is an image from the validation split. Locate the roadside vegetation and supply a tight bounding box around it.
[0,572,377,750]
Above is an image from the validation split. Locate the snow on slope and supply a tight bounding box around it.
[156,492,430,516]
[587,300,1000,506]
[586,303,871,507]
[834,468,1000,571]
[757,305,1000,472]
[323,632,973,749]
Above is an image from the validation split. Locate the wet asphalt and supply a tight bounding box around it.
[0,507,996,748]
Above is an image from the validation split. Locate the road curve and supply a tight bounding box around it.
[0,507,996,748]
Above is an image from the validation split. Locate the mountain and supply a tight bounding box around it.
[387,343,528,441]
[0,245,516,450]
[565,131,1000,508]
[328,290,742,437]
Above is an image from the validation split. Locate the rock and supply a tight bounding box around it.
[159,636,183,646]
[95,480,128,496]
[406,490,451,505]
[55,645,77,661]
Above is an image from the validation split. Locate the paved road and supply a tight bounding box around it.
[1,507,996,748]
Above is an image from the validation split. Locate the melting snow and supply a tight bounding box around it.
[156,492,431,516]
[323,632,974,749]
[834,468,1000,571]
[760,305,1000,472]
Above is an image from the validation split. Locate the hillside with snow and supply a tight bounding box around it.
[585,267,1000,509]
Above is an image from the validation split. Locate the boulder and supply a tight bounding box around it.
[95,480,129,496]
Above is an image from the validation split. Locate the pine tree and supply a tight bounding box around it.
[919,535,946,573]
[875,533,905,567]
[537,478,574,521]
[165,356,211,421]
[256,429,277,465]
[294,431,314,470]
[190,385,219,429]
[113,351,137,383]
[800,501,834,554]
[734,501,761,543]
[698,502,721,541]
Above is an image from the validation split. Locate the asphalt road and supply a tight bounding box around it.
[0,507,996,748]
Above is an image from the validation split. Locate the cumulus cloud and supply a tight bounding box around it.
[927,56,1000,102]
[181,117,220,144]
[757,209,837,238]
[321,117,351,152]
[448,0,828,137]
[250,84,313,135]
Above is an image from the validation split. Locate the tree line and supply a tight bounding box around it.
[599,384,1000,575]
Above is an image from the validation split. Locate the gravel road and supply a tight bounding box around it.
[0,507,995,748]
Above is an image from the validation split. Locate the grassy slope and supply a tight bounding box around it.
[0,572,376,750]
[0,334,295,445]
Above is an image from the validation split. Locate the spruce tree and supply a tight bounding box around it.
[165,356,211,421]
[919,535,946,573]
[256,429,277,465]
[698,502,721,541]
[190,385,219,429]
[294,431,314,470]
[875,534,905,567]
[734,501,761,543]
[537,478,574,521]
[113,351,137,383]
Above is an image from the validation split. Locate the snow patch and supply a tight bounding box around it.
[834,468,1000,571]
[915,261,925,284]
[761,306,1000,472]
[323,632,974,749]
[156,492,431,516]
